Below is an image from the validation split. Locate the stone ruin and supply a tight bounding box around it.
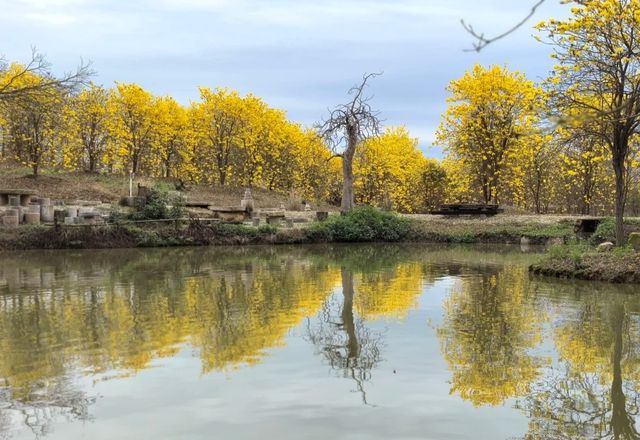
[0,189,110,228]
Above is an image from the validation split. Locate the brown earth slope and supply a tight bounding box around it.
[0,166,337,209]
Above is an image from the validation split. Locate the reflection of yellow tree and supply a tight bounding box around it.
[184,267,339,373]
[0,250,340,400]
[518,286,640,440]
[437,266,547,406]
[354,262,424,321]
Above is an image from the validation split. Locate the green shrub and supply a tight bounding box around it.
[590,218,616,245]
[132,186,185,221]
[307,206,410,242]
[257,224,278,235]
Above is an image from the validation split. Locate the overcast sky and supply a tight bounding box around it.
[1,0,569,158]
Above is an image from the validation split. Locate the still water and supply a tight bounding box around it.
[0,244,639,439]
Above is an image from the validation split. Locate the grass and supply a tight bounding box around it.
[407,218,574,244]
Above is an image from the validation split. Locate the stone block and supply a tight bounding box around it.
[78,207,94,215]
[64,217,77,225]
[266,216,284,225]
[4,208,19,219]
[38,198,51,206]
[630,233,640,252]
[66,206,79,218]
[2,216,19,227]
[24,212,40,225]
[40,205,55,223]
[27,205,40,214]
[8,196,20,207]
[252,217,261,227]
[17,207,26,223]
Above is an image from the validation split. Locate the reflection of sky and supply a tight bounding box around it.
[9,278,527,440]
[0,0,570,158]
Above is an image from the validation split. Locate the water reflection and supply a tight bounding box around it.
[0,245,639,439]
[306,267,385,406]
[437,265,549,406]
[517,282,640,440]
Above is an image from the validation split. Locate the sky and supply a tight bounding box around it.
[0,0,570,158]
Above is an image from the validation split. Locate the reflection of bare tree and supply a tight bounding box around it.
[0,376,95,439]
[307,268,383,405]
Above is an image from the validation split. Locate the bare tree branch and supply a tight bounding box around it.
[0,47,93,102]
[315,72,383,211]
[462,0,547,52]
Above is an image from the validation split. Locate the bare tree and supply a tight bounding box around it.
[0,48,92,102]
[316,73,382,212]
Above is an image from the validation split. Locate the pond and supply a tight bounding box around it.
[0,244,639,439]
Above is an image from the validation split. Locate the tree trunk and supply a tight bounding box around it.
[131,153,139,174]
[341,268,359,363]
[610,304,639,439]
[613,154,627,246]
[341,157,355,212]
[341,126,358,213]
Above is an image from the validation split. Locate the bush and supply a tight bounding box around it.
[132,186,185,221]
[307,206,410,242]
[590,218,616,245]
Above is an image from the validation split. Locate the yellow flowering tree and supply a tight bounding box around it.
[436,64,544,205]
[354,126,426,212]
[151,96,189,178]
[0,64,66,177]
[63,83,111,172]
[107,83,158,174]
[537,0,640,244]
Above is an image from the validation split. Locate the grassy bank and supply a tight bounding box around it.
[408,217,573,244]
[530,245,640,284]
[0,207,577,251]
[529,218,640,284]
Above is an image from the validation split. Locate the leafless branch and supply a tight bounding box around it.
[462,0,547,52]
[0,47,93,102]
[315,72,383,153]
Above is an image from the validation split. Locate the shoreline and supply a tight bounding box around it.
[0,217,574,251]
[530,250,640,284]
[2,219,639,284]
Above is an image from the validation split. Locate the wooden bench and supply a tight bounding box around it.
[430,204,504,217]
